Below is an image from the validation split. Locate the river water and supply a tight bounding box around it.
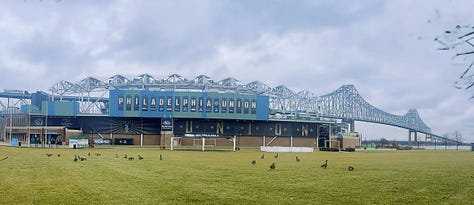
[412,145,472,150]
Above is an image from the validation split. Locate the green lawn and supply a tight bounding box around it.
[0,146,473,205]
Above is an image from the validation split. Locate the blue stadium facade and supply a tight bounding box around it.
[0,74,351,149]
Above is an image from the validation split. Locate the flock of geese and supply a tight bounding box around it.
[42,152,161,162]
[253,153,355,171]
[39,151,355,171]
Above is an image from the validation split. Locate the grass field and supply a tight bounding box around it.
[0,146,473,205]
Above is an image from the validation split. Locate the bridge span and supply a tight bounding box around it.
[315,85,453,143]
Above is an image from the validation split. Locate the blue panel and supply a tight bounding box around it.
[109,90,124,117]
[21,105,40,114]
[32,92,48,110]
[256,95,269,120]
[139,90,174,118]
[142,96,148,111]
[41,101,69,116]
[11,138,19,147]
[109,90,270,121]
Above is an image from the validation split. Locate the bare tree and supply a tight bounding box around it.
[435,25,474,99]
[377,138,390,148]
[451,131,463,150]
[442,133,450,150]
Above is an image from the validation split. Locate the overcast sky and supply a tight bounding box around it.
[0,0,473,142]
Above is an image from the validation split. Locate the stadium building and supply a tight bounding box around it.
[0,74,359,151]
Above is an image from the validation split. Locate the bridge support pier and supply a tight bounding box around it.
[408,130,418,146]
[328,125,332,148]
[348,119,355,133]
[315,124,320,148]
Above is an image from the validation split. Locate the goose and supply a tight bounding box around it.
[269,162,276,171]
[321,160,328,169]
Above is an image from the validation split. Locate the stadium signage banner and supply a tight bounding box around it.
[109,90,269,120]
[161,117,173,131]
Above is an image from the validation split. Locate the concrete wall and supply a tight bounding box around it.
[239,136,263,146]
[341,137,359,149]
[143,135,161,145]
[293,137,316,147]
[332,137,359,149]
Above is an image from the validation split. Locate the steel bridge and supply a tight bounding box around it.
[0,74,453,143]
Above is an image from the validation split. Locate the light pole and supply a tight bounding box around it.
[9,107,12,144]
[27,103,30,146]
[6,93,13,144]
[45,100,48,148]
